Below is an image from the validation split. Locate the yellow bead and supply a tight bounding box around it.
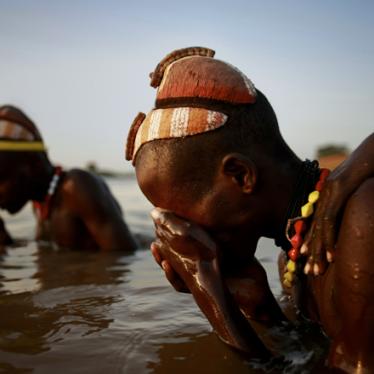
[308,190,320,204]
[283,279,292,288]
[301,202,314,217]
[284,271,294,283]
[286,259,296,273]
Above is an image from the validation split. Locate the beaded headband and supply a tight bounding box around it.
[0,120,46,152]
[126,46,257,163]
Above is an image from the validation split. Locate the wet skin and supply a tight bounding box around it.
[282,177,374,372]
[136,136,374,372]
[35,169,138,251]
[302,133,374,275]
[0,153,137,252]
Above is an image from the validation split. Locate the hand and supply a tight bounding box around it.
[150,208,218,291]
[300,175,341,275]
[151,240,190,293]
[302,133,374,275]
[151,209,272,357]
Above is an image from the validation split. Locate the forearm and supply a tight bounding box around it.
[186,258,271,357]
[336,133,374,184]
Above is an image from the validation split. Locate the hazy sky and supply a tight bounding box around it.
[1,0,373,172]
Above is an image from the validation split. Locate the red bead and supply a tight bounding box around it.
[290,234,303,249]
[294,220,306,234]
[319,168,330,182]
[288,248,299,261]
[315,181,324,192]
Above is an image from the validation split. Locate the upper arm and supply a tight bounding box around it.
[64,170,137,251]
[334,177,374,280]
[337,177,374,251]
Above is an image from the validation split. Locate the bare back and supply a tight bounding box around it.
[35,169,137,251]
[298,177,374,371]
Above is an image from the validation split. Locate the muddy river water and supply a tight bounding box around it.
[0,176,327,373]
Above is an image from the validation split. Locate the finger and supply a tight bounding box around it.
[326,248,335,263]
[300,223,314,256]
[309,230,328,276]
[153,208,218,261]
[302,221,319,256]
[151,208,188,233]
[316,180,341,260]
[150,241,163,266]
[321,211,337,262]
[300,242,309,255]
[161,260,190,293]
[304,256,313,275]
[312,256,327,275]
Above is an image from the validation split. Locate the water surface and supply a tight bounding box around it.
[0,176,327,373]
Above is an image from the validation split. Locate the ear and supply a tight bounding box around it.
[221,153,256,193]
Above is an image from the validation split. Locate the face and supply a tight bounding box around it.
[0,154,30,213]
[136,154,262,249]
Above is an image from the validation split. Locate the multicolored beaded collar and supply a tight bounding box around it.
[283,168,330,287]
[33,166,63,221]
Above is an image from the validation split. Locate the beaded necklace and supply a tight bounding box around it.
[275,160,319,250]
[283,168,330,288]
[33,166,63,221]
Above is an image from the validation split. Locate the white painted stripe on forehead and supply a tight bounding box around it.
[148,109,162,140]
[207,111,216,131]
[0,121,7,135]
[25,131,34,141]
[170,107,189,137]
[12,124,23,139]
[0,120,35,140]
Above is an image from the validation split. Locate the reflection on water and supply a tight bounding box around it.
[0,176,327,373]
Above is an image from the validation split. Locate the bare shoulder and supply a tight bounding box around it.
[61,168,106,193]
[345,177,374,212]
[339,177,374,242]
[59,168,119,212]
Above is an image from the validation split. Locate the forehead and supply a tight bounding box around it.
[135,149,177,206]
[135,145,211,219]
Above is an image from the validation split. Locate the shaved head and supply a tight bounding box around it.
[135,90,295,201]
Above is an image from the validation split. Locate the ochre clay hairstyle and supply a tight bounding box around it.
[0,105,46,152]
[125,46,259,164]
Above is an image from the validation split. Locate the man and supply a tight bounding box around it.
[126,47,374,372]
[0,105,137,251]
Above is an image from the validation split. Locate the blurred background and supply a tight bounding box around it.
[1,3,372,371]
[0,0,373,173]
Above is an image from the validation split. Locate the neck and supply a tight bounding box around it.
[30,161,55,202]
[269,158,302,236]
[266,158,320,249]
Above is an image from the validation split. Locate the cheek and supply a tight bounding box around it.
[192,191,237,228]
[203,185,251,230]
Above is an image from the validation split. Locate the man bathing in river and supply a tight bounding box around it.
[126,47,374,372]
[0,105,137,251]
